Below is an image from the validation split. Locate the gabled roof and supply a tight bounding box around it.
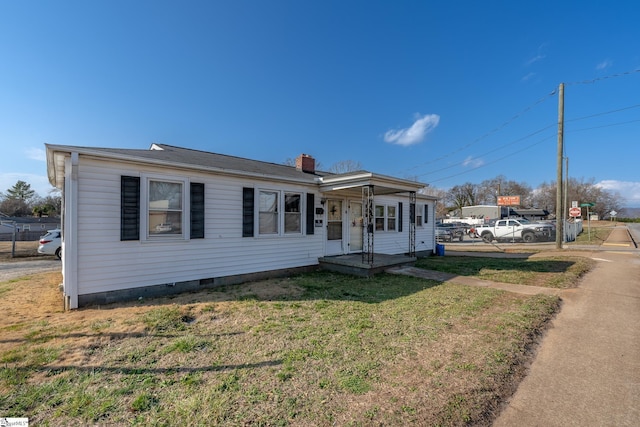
[47,143,332,188]
[46,143,433,198]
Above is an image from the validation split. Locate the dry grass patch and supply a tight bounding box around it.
[0,270,561,426]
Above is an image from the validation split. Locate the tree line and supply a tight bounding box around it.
[0,180,61,217]
[423,175,623,220]
[1,175,624,221]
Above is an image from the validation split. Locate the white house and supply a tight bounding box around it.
[46,143,437,309]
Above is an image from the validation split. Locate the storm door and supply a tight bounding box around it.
[348,201,363,253]
[325,199,344,255]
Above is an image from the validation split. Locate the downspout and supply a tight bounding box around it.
[63,152,79,309]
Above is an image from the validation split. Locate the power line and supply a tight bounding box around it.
[426,135,555,185]
[565,68,640,86]
[397,89,557,175]
[414,123,556,178]
[569,117,640,132]
[565,103,640,123]
[422,116,638,185]
[404,68,640,185]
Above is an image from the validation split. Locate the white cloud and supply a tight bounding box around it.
[384,114,440,147]
[596,180,640,207]
[596,59,612,70]
[521,72,536,82]
[25,147,46,162]
[525,54,546,67]
[462,156,484,168]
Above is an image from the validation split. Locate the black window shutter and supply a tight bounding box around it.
[190,183,205,239]
[242,187,254,237]
[306,193,315,235]
[121,176,140,241]
[398,202,403,232]
[425,204,429,223]
[409,202,415,225]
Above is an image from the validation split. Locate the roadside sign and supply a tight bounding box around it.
[571,201,578,208]
[497,195,521,206]
[569,207,581,217]
[580,202,595,207]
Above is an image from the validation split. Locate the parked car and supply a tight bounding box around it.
[436,226,453,242]
[38,229,62,259]
[436,223,466,241]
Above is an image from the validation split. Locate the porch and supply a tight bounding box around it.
[318,253,417,278]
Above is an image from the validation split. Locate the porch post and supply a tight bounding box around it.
[362,185,374,265]
[409,191,416,257]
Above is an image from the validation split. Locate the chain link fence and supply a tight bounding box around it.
[0,230,47,259]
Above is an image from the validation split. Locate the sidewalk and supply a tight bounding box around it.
[493,251,640,426]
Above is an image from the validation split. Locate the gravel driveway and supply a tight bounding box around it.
[0,259,61,282]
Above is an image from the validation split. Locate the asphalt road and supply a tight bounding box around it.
[0,259,61,282]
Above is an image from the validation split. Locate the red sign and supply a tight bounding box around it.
[497,195,521,206]
[569,207,581,217]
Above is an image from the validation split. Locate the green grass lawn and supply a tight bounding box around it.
[416,255,594,288]
[0,266,577,426]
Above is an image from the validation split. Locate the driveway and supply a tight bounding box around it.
[0,259,61,282]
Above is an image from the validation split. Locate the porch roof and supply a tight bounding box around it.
[317,172,434,198]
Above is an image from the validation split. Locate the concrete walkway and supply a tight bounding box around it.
[391,225,640,425]
[494,250,640,426]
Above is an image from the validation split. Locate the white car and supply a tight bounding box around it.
[38,229,62,259]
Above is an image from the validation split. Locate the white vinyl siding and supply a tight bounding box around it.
[73,157,322,296]
[66,156,435,299]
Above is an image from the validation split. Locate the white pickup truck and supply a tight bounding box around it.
[474,218,555,243]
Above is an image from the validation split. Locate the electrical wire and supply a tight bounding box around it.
[414,123,556,178]
[426,135,556,185]
[402,67,640,185]
[396,89,557,175]
[423,116,639,185]
[565,103,640,123]
[565,68,640,86]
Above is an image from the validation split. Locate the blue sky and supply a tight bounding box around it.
[1,1,639,207]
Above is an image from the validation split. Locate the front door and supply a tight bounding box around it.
[348,201,363,253]
[325,199,344,255]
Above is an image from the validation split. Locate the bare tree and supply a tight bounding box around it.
[478,175,533,206]
[531,177,623,218]
[327,160,362,174]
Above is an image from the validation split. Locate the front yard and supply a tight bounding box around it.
[0,255,592,426]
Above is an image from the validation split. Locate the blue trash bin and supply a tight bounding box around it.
[435,244,445,256]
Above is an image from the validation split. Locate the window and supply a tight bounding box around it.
[243,189,314,237]
[416,204,423,227]
[259,190,279,234]
[148,180,183,237]
[120,176,204,241]
[375,205,385,231]
[374,204,397,232]
[387,205,396,231]
[284,193,301,234]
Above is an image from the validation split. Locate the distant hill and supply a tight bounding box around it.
[619,207,640,219]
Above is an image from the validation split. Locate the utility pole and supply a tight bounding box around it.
[555,83,564,249]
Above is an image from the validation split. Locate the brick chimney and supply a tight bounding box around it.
[295,154,315,173]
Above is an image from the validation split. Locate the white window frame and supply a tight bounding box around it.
[374,204,397,232]
[257,189,304,237]
[284,192,302,235]
[258,189,280,235]
[416,204,424,227]
[387,205,396,231]
[140,174,189,242]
